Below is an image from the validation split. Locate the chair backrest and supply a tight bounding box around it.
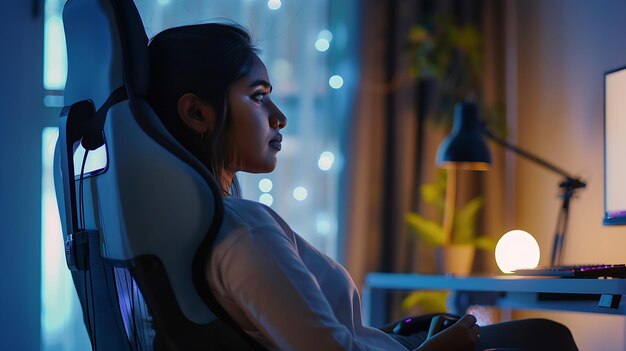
[54,0,262,349]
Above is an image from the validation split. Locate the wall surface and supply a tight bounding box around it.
[511,0,626,349]
[0,2,54,350]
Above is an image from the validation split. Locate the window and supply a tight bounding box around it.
[42,1,354,349]
[43,0,66,106]
[41,128,91,351]
[134,0,344,255]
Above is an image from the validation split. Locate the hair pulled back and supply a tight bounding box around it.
[147,23,257,194]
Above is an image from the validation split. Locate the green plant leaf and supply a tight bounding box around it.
[402,290,449,314]
[408,25,430,44]
[420,183,442,207]
[404,14,502,127]
[405,212,444,246]
[474,236,497,252]
[436,168,448,189]
[453,196,483,244]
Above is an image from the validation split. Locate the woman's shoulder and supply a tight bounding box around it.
[223,197,282,227]
[211,198,297,263]
[215,198,292,244]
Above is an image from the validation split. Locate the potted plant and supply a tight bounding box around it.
[402,12,503,316]
[405,169,496,275]
[407,15,490,126]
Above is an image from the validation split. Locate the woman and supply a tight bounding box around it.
[146,23,577,351]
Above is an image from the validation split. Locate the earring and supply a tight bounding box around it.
[200,132,205,141]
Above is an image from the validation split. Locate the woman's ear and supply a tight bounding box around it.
[177,93,216,134]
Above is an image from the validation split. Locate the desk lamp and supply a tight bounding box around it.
[435,101,586,267]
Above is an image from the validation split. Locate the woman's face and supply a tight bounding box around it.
[225,55,287,174]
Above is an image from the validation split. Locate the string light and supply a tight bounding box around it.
[259,193,274,206]
[315,38,330,52]
[329,75,344,89]
[259,178,273,193]
[268,0,281,10]
[293,186,308,201]
[318,151,335,171]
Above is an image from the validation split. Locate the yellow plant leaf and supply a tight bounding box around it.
[453,196,483,244]
[405,212,445,246]
[474,236,497,252]
[402,290,449,314]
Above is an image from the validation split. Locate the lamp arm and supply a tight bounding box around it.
[484,129,586,188]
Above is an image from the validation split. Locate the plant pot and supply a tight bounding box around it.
[435,245,475,276]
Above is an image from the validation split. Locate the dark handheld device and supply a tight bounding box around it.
[392,314,459,336]
[426,315,458,339]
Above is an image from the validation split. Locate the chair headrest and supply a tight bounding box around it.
[63,0,148,108]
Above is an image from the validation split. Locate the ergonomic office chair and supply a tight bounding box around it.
[54,0,265,349]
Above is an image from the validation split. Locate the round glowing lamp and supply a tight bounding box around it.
[495,230,540,274]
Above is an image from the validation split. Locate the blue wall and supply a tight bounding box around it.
[0,2,56,350]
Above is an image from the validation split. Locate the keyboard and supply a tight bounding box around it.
[513,264,626,278]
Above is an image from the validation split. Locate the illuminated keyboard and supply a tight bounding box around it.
[513,264,626,278]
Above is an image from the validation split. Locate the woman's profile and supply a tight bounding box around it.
[146,22,578,351]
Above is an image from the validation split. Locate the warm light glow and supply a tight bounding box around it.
[317,151,335,171]
[495,230,540,274]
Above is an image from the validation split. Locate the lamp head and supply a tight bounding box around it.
[436,102,492,170]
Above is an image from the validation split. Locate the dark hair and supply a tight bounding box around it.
[146,23,258,196]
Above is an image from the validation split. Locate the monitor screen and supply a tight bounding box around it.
[604,65,626,225]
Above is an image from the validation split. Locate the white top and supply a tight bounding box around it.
[207,198,406,351]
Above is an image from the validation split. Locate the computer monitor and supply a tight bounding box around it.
[603,65,626,225]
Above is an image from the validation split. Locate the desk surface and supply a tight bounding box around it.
[362,273,626,324]
[365,273,626,295]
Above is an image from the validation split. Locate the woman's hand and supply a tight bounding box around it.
[416,314,479,351]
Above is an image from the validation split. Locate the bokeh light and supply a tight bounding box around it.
[259,178,273,193]
[329,75,344,89]
[259,193,274,206]
[317,151,335,171]
[315,38,330,52]
[293,186,308,201]
[268,0,281,10]
[318,29,333,41]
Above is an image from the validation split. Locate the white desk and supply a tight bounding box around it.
[362,273,626,326]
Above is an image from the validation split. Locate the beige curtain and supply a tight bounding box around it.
[341,0,508,295]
